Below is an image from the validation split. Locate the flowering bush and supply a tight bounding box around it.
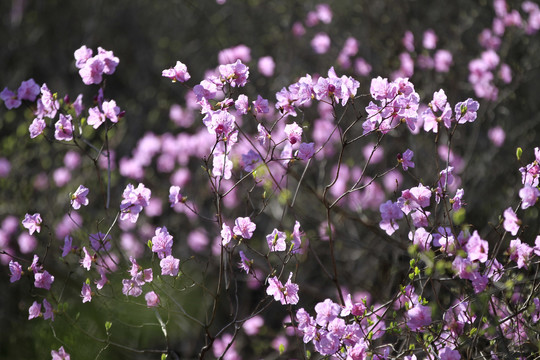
[2,0,540,359]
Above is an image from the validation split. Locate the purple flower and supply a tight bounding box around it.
[233,217,256,239]
[51,346,70,360]
[266,228,287,252]
[399,149,415,170]
[221,223,233,246]
[455,98,480,123]
[238,250,253,273]
[407,303,432,331]
[29,117,46,138]
[80,247,93,270]
[252,95,269,114]
[241,149,261,172]
[71,185,89,209]
[81,283,92,303]
[160,255,180,276]
[34,270,54,290]
[0,87,21,109]
[22,213,42,235]
[120,183,151,223]
[89,232,111,252]
[152,226,173,259]
[9,260,22,283]
[43,299,54,321]
[17,78,40,101]
[297,142,315,161]
[162,61,191,82]
[169,185,183,207]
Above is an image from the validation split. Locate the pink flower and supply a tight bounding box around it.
[79,56,105,85]
[503,207,521,236]
[284,122,303,144]
[465,231,489,263]
[233,217,256,239]
[311,32,331,54]
[218,60,249,87]
[87,106,106,129]
[162,61,191,82]
[34,270,54,290]
[488,126,505,147]
[71,185,89,209]
[81,282,92,303]
[22,213,42,235]
[74,45,93,68]
[97,47,119,75]
[519,184,540,209]
[266,228,287,252]
[102,99,121,123]
[221,223,233,246]
[434,49,453,72]
[243,315,264,335]
[258,56,275,77]
[160,255,180,276]
[423,29,438,49]
[28,301,41,320]
[145,291,160,307]
[235,94,249,115]
[266,272,299,305]
[51,346,70,360]
[120,183,151,223]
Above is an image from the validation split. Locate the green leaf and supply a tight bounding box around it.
[147,240,153,249]
[516,147,523,161]
[279,343,285,355]
[161,354,168,360]
[105,321,112,332]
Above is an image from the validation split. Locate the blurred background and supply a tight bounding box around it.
[1,0,540,358]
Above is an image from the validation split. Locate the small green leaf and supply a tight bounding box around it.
[105,321,112,332]
[161,354,168,360]
[147,240,153,249]
[306,350,311,359]
[516,147,523,160]
[279,343,285,355]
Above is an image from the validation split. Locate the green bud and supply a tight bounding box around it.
[516,147,523,160]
